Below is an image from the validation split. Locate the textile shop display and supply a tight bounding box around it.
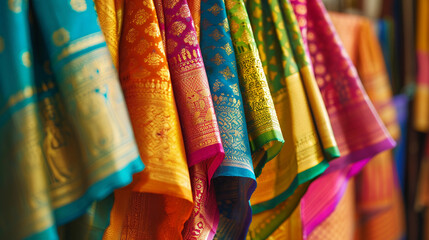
[0,0,415,239]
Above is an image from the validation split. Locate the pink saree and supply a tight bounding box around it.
[154,0,224,238]
[289,0,396,237]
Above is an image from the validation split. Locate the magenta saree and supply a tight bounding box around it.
[289,0,396,237]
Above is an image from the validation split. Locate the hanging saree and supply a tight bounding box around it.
[156,0,225,238]
[246,0,328,232]
[0,0,143,239]
[98,0,194,238]
[224,0,284,177]
[327,12,404,240]
[290,0,395,237]
[94,0,123,69]
[199,0,257,239]
[414,0,429,132]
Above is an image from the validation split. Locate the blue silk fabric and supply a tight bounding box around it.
[200,0,257,239]
[0,1,143,239]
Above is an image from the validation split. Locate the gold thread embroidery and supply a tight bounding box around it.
[145,23,161,37]
[135,39,150,55]
[157,67,170,80]
[184,32,198,46]
[126,28,138,43]
[165,0,180,9]
[52,28,70,47]
[0,36,4,53]
[70,0,87,12]
[212,80,224,92]
[220,43,233,55]
[144,52,164,66]
[229,83,240,96]
[22,51,31,67]
[207,3,223,16]
[220,66,234,80]
[209,29,224,41]
[179,4,191,17]
[211,53,225,66]
[133,9,149,25]
[171,21,187,36]
[219,18,229,32]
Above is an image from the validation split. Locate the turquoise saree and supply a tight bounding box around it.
[0,0,143,239]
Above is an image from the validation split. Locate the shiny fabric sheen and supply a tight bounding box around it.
[224,0,284,177]
[0,0,143,238]
[200,0,257,238]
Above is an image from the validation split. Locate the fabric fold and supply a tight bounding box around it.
[247,0,327,221]
[289,0,396,237]
[224,0,284,177]
[100,0,194,238]
[0,1,143,238]
[154,0,225,238]
[199,0,257,238]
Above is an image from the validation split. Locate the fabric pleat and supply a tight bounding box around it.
[289,0,396,236]
[199,0,257,238]
[100,0,194,238]
[246,0,327,226]
[0,1,143,238]
[224,0,284,177]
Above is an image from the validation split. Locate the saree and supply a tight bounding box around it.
[98,0,194,238]
[199,0,257,239]
[157,0,225,238]
[224,0,284,177]
[247,0,328,231]
[290,0,395,236]
[414,0,429,132]
[94,0,123,69]
[0,0,143,239]
[329,13,404,240]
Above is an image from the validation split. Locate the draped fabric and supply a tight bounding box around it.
[58,195,114,240]
[99,0,194,238]
[160,0,224,176]
[246,0,329,232]
[308,180,357,240]
[414,0,429,132]
[289,0,396,236]
[199,0,257,238]
[94,0,123,69]
[224,0,284,177]
[266,203,303,240]
[249,183,309,239]
[156,0,225,238]
[0,0,144,239]
[330,14,404,240]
